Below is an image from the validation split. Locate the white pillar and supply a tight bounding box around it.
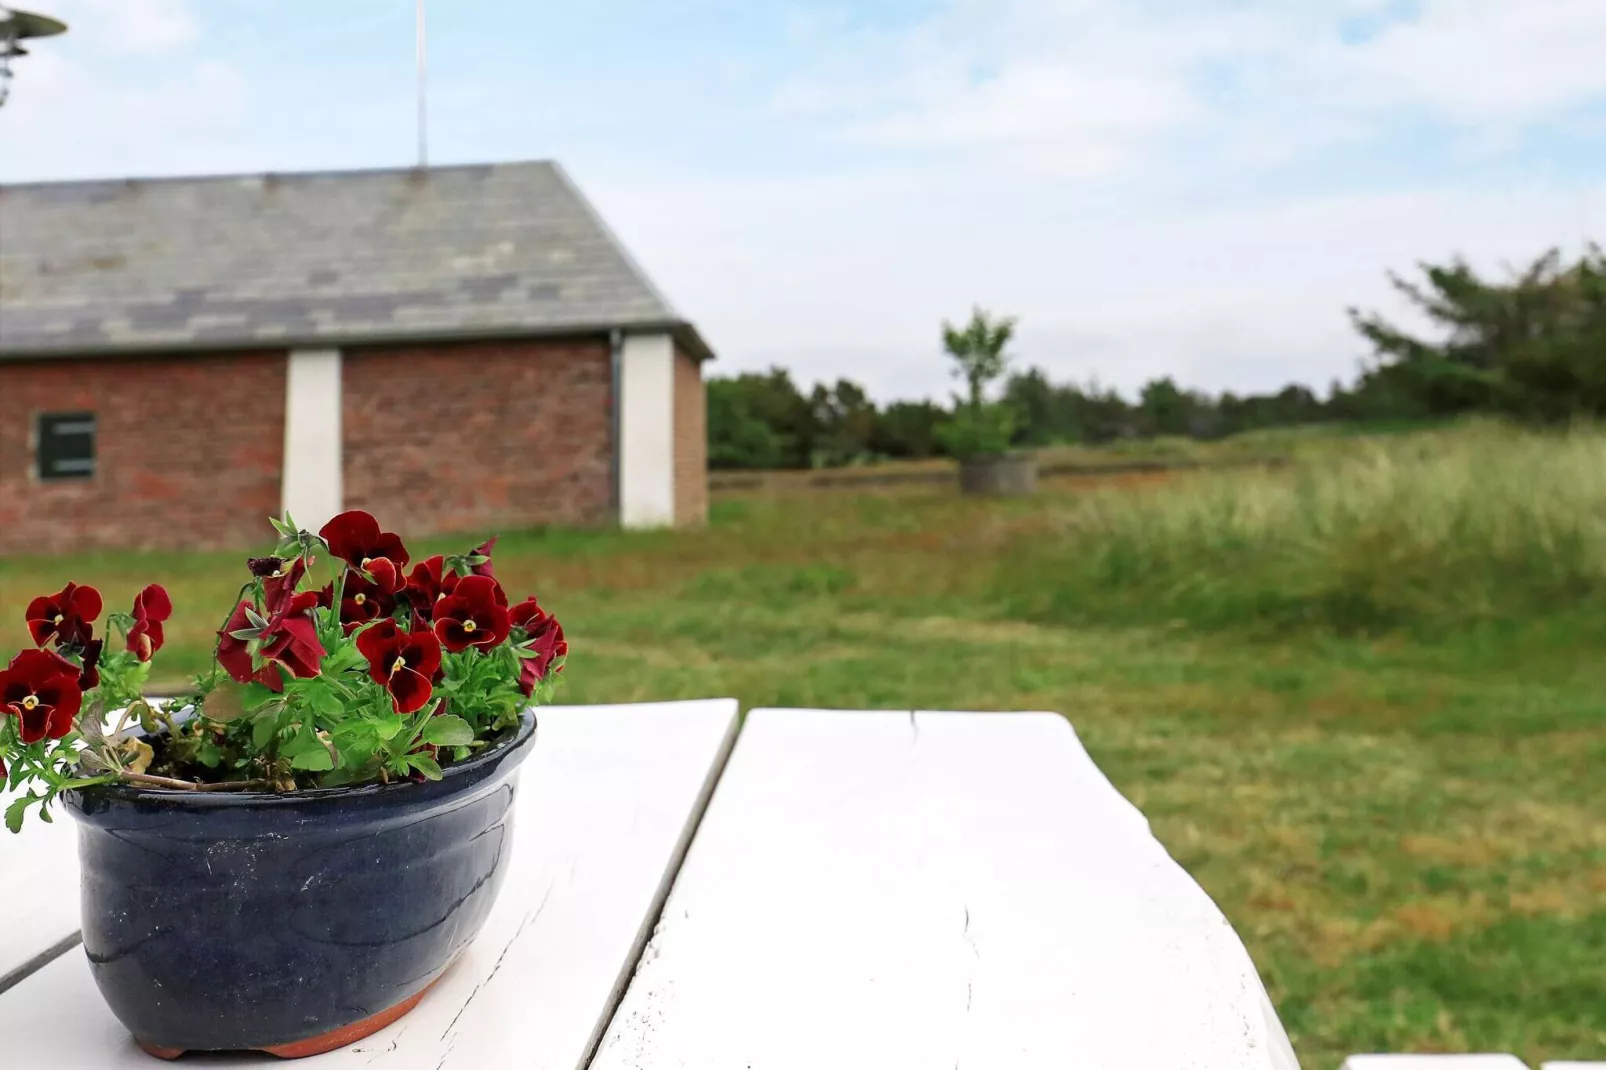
[619,332,675,528]
[280,347,344,533]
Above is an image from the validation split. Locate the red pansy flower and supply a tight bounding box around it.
[468,537,497,579]
[25,582,103,650]
[337,572,396,633]
[216,590,326,693]
[319,510,409,594]
[508,596,543,631]
[126,584,173,662]
[78,638,103,690]
[356,620,443,715]
[0,649,84,744]
[510,598,567,696]
[432,575,512,653]
[404,556,448,623]
[262,558,307,613]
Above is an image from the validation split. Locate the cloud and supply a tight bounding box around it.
[773,0,1606,174]
[593,165,1603,402]
[1321,0,1606,125]
[1,0,249,182]
[46,0,200,54]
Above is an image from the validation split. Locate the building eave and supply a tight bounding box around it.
[0,319,717,363]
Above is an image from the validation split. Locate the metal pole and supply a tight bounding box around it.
[415,0,427,166]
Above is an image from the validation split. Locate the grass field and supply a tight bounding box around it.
[2,420,1603,1067]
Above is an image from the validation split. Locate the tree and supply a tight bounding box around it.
[942,307,1018,410]
[808,379,878,467]
[706,368,816,469]
[1349,245,1606,422]
[871,401,947,459]
[1138,377,1192,437]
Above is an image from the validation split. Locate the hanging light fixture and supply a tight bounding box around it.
[0,6,68,108]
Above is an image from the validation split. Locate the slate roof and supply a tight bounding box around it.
[0,160,713,360]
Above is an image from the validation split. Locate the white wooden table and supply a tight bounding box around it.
[0,704,1300,1069]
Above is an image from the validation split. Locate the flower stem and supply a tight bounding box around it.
[115,771,273,792]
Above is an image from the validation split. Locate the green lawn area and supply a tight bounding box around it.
[2,422,1603,1067]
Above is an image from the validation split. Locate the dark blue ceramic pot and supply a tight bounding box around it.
[62,710,537,1060]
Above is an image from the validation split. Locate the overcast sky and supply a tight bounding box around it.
[3,0,1604,402]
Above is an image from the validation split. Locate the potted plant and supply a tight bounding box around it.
[936,307,1037,496]
[0,510,567,1060]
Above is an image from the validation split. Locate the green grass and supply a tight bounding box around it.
[2,421,1603,1067]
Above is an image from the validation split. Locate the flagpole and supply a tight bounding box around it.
[416,0,428,167]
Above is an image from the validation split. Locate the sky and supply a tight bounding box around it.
[2,0,1604,403]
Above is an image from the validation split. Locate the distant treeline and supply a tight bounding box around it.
[709,244,1606,470]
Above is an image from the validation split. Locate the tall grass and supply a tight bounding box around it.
[996,420,1606,634]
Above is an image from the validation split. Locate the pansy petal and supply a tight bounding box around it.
[69,584,104,623]
[387,666,433,714]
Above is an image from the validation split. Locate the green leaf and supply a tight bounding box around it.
[290,746,335,772]
[59,776,113,791]
[304,682,345,717]
[197,742,222,769]
[338,736,377,771]
[242,682,280,710]
[317,766,361,788]
[279,723,321,758]
[251,713,280,751]
[421,716,474,747]
[372,716,406,741]
[407,753,444,780]
[5,794,35,834]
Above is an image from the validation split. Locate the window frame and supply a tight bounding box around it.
[35,411,98,483]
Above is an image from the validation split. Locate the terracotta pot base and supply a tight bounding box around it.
[134,979,437,1061]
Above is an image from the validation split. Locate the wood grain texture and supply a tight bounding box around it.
[592,708,1300,1070]
[0,700,739,1069]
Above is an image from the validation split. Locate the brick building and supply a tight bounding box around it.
[0,161,711,555]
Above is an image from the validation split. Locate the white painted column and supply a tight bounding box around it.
[619,332,676,528]
[280,347,344,533]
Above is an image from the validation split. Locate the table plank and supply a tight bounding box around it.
[0,699,739,1069]
[1,707,176,984]
[592,708,1299,1070]
[0,784,82,986]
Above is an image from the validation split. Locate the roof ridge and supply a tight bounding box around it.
[546,162,679,321]
[0,159,559,192]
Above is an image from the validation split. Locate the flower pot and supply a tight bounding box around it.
[62,710,538,1061]
[958,453,1038,497]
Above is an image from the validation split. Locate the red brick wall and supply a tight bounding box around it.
[342,337,614,535]
[0,352,288,554]
[673,347,708,527]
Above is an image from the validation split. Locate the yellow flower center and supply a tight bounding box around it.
[271,569,284,578]
[391,656,407,676]
[21,695,39,710]
[52,614,63,625]
[362,557,374,568]
[353,593,366,605]
[462,620,477,633]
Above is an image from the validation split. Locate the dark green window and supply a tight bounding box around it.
[37,412,96,481]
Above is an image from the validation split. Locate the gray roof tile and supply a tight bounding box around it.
[0,160,712,359]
